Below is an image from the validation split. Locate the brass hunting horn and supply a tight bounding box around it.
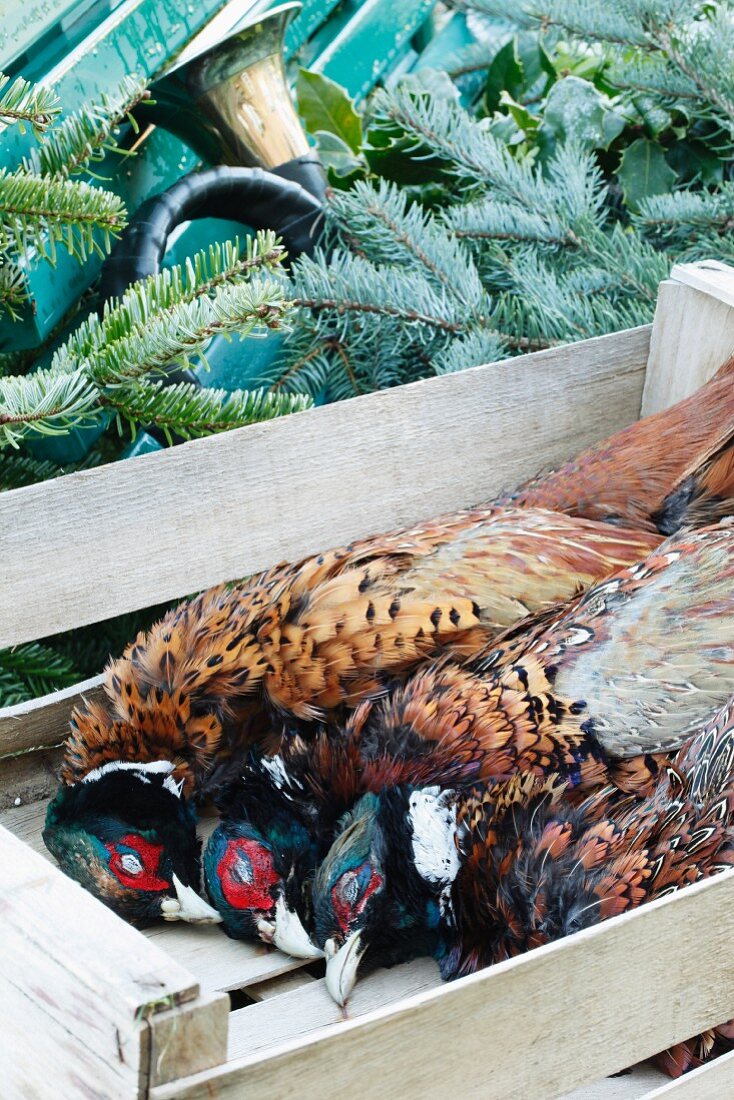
[99,0,324,305]
[149,0,325,199]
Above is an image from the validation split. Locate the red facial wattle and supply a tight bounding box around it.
[218,837,280,912]
[331,862,383,933]
[105,833,169,892]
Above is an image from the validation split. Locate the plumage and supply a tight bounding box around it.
[446,696,734,1078]
[357,522,734,791]
[62,509,661,791]
[311,693,734,1073]
[45,355,734,923]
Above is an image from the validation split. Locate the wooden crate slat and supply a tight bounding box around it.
[149,870,734,1100]
[148,991,230,1090]
[642,263,734,416]
[560,1065,671,1100]
[0,675,105,759]
[0,327,651,651]
[227,958,442,1061]
[644,1048,734,1098]
[0,823,201,1098]
[144,923,311,994]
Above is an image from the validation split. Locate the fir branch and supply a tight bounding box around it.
[60,232,285,366]
[504,248,656,342]
[635,184,734,242]
[432,329,507,373]
[0,170,127,263]
[102,379,311,443]
[291,250,477,338]
[446,199,571,246]
[0,642,80,706]
[0,72,60,135]
[371,88,605,235]
[0,450,64,490]
[0,369,97,447]
[0,258,27,319]
[0,237,295,452]
[24,75,149,179]
[327,179,490,315]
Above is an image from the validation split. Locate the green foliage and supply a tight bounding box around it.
[617,138,677,211]
[104,379,311,444]
[0,234,298,449]
[296,69,362,153]
[0,72,60,135]
[0,169,127,264]
[0,642,80,706]
[23,75,149,179]
[276,0,734,378]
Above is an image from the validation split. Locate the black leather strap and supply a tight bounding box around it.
[98,164,325,306]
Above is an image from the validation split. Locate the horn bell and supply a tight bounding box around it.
[151,2,311,173]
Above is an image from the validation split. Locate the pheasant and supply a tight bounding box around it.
[45,510,660,924]
[44,355,734,924]
[309,522,734,1003]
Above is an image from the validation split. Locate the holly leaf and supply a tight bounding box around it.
[617,138,677,211]
[499,91,540,135]
[313,131,366,189]
[543,76,625,151]
[665,139,723,186]
[296,69,362,153]
[484,39,525,114]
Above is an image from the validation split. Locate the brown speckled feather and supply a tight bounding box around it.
[61,508,659,789]
[353,522,734,813]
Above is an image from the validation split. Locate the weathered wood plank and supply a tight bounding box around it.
[644,1049,734,1098]
[0,676,105,759]
[227,959,442,1061]
[144,923,311,994]
[0,326,650,650]
[148,992,230,1089]
[0,744,62,810]
[150,870,734,1100]
[642,262,734,416]
[0,823,200,1100]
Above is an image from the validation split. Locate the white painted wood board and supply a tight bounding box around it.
[0,326,651,650]
[642,263,734,416]
[644,1048,734,1097]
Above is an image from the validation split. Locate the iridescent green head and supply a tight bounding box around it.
[43,761,221,926]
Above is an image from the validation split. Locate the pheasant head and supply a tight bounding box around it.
[203,753,323,958]
[43,759,220,926]
[314,786,462,1004]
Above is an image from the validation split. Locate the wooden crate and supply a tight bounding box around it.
[3,260,734,1100]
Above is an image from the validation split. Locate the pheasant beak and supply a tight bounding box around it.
[272,895,323,959]
[161,874,222,924]
[324,931,366,1005]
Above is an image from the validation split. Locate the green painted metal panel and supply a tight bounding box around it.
[305,0,434,102]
